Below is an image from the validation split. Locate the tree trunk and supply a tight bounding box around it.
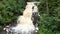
[46,0,49,14]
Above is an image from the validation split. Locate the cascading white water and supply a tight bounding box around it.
[4,2,40,34]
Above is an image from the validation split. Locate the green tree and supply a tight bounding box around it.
[0,0,25,25]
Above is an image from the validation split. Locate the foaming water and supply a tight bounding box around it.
[11,24,35,34]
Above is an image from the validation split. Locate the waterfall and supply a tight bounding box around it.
[3,2,40,34]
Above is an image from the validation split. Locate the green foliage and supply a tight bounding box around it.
[38,3,60,34]
[38,0,60,34]
[0,0,60,34]
[0,0,24,25]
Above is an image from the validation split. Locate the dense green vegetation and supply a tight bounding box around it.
[0,0,60,34]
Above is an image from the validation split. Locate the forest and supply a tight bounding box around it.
[0,0,60,34]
